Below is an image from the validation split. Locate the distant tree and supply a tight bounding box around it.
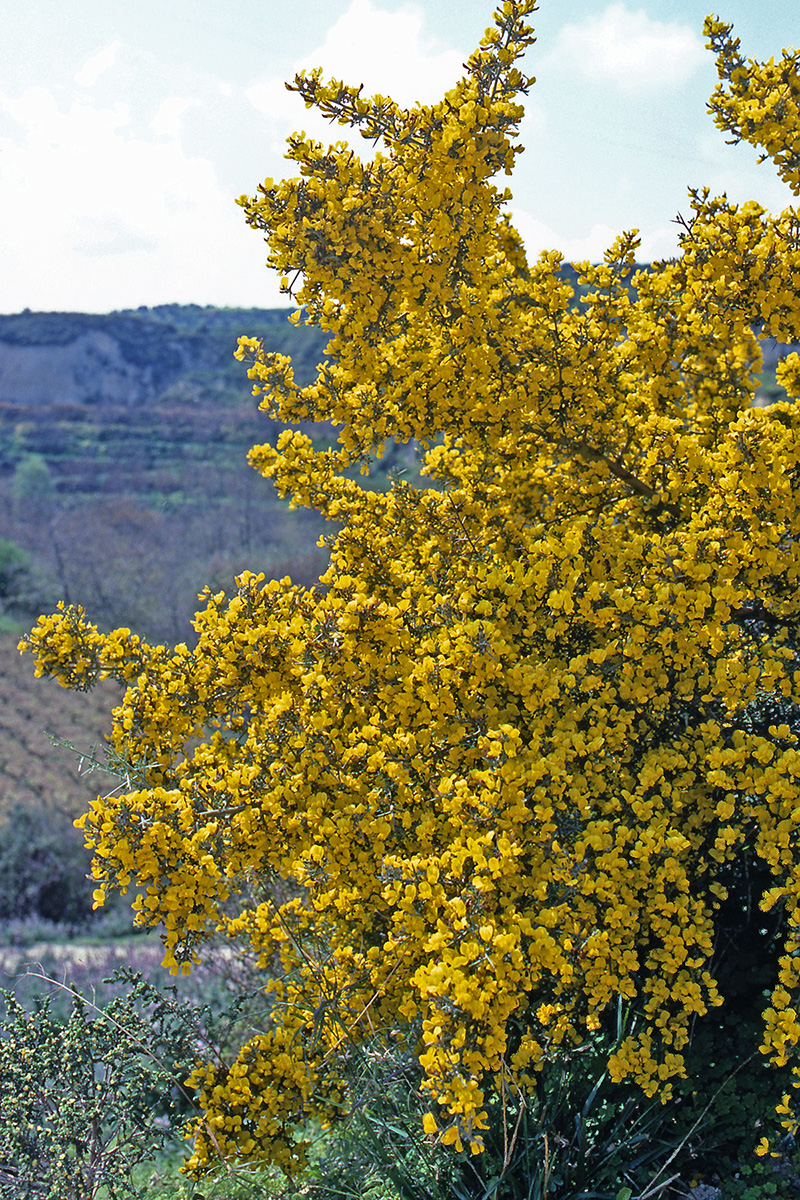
[0,538,32,607]
[11,453,55,523]
[0,536,55,626]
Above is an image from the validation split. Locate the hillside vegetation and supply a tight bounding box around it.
[0,305,332,645]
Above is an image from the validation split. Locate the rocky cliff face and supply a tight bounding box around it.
[0,328,194,406]
[0,307,319,409]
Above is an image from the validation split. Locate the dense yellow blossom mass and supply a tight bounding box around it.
[20,0,800,1174]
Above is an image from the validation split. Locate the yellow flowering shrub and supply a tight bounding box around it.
[20,0,800,1174]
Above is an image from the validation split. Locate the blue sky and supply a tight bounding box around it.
[1,0,798,313]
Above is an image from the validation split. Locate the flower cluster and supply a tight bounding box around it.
[705,16,800,196]
[21,0,800,1172]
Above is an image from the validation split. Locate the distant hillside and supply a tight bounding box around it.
[0,306,333,644]
[0,305,325,408]
[0,304,331,491]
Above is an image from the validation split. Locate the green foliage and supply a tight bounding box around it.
[131,1150,289,1199]
[0,533,55,625]
[0,973,200,1200]
[12,451,55,505]
[0,803,95,924]
[278,1007,687,1200]
[0,537,31,599]
[722,1155,800,1200]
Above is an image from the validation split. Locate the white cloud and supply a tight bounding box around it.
[509,207,680,265]
[694,129,798,213]
[75,39,123,89]
[150,96,200,139]
[553,4,705,90]
[0,86,280,311]
[247,78,303,128]
[632,222,683,262]
[2,86,130,148]
[248,0,466,150]
[304,0,464,106]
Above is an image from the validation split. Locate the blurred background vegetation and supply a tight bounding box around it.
[0,304,334,646]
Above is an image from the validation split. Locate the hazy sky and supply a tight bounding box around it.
[1,0,798,313]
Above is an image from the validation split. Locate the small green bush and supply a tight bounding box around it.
[0,972,201,1200]
[0,535,55,623]
[0,803,94,925]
